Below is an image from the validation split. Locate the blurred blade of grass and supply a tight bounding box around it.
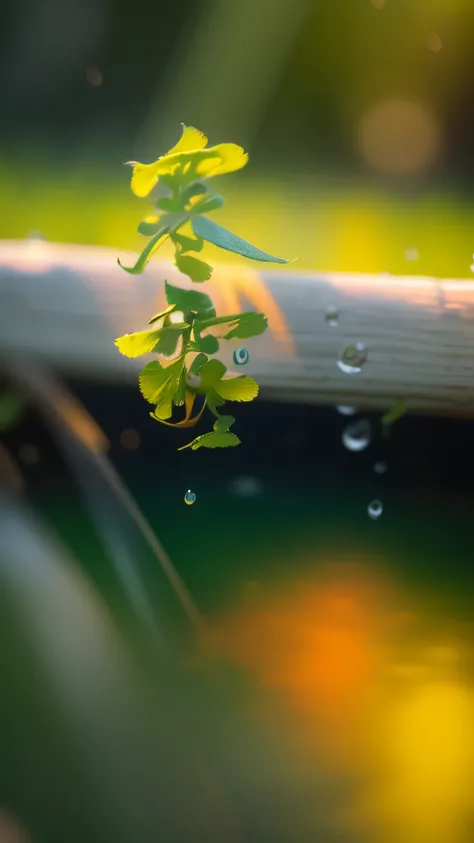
[1,162,473,278]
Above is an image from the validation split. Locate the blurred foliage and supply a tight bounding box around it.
[2,0,474,278]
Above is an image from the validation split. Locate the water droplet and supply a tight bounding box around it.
[233,347,249,366]
[186,373,201,388]
[336,405,357,416]
[368,499,383,519]
[405,247,419,261]
[337,343,368,374]
[184,489,196,506]
[325,306,339,327]
[18,444,39,465]
[26,231,46,241]
[342,420,372,452]
[374,460,387,474]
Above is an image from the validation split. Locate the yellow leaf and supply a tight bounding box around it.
[129,162,161,198]
[167,125,208,155]
[196,143,248,177]
[127,127,249,197]
[115,329,162,357]
[215,376,259,402]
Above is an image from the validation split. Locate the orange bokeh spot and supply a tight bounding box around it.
[202,566,394,739]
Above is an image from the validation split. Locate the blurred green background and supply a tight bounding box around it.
[2,0,474,276]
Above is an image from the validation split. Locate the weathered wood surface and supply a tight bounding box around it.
[1,239,474,416]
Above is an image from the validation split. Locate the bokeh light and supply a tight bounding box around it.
[357,99,442,176]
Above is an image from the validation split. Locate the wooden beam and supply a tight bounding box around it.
[1,239,473,417]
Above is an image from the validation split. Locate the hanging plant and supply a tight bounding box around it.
[115,125,292,451]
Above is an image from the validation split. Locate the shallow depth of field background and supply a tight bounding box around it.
[2,2,474,843]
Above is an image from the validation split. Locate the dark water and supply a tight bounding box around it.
[9,378,474,614]
[2,379,474,843]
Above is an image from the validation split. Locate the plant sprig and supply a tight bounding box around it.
[115,125,292,450]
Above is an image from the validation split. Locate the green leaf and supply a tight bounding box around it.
[118,225,169,275]
[192,321,220,354]
[181,181,208,203]
[191,195,225,214]
[199,359,227,389]
[119,212,187,275]
[151,377,177,420]
[155,196,181,212]
[174,366,187,406]
[148,304,177,325]
[0,391,26,432]
[171,232,204,254]
[188,353,208,374]
[196,311,268,339]
[207,390,226,415]
[178,431,241,451]
[224,312,268,339]
[213,415,235,432]
[198,358,258,403]
[175,252,213,283]
[164,280,213,313]
[192,216,290,263]
[138,219,163,236]
[159,173,179,191]
[154,327,185,357]
[139,359,182,404]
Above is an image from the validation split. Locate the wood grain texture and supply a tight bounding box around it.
[1,239,474,417]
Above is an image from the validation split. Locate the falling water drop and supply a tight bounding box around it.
[336,405,357,416]
[337,343,368,374]
[342,420,372,452]
[184,490,196,506]
[374,460,387,474]
[405,247,419,262]
[368,499,383,520]
[325,306,339,327]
